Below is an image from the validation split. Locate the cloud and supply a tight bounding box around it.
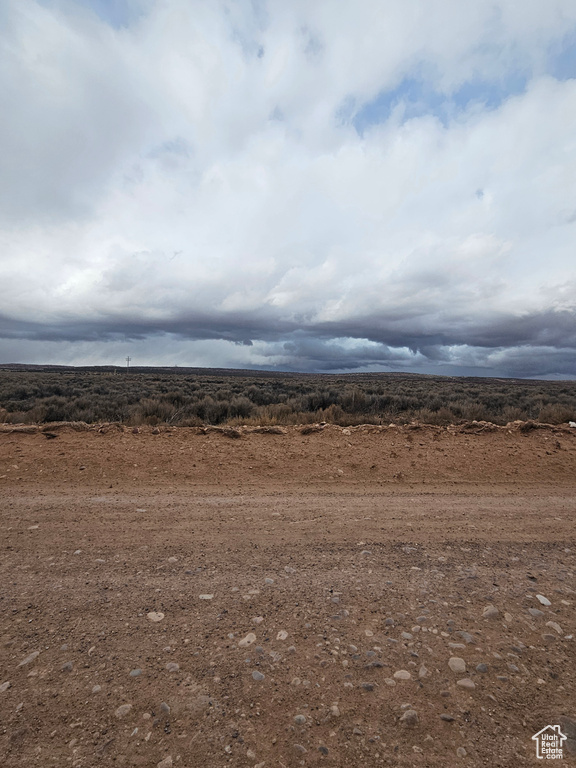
[1,0,576,376]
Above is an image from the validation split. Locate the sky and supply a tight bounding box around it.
[1,0,576,377]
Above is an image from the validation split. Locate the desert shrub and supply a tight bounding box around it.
[538,403,576,424]
[228,396,254,419]
[130,398,177,425]
[414,406,458,425]
[460,403,489,421]
[501,406,529,424]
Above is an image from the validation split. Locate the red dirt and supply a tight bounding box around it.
[1,422,575,767]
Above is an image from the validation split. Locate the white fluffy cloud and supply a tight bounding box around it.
[1,0,576,375]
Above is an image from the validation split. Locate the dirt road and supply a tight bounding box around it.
[1,422,575,766]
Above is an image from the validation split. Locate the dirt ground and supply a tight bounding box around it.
[1,421,575,767]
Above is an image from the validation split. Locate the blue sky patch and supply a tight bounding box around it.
[82,0,141,28]
[351,73,529,134]
[547,28,576,80]
[39,0,144,29]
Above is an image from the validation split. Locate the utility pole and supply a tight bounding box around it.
[126,356,131,371]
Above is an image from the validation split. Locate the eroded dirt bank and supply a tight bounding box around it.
[1,424,575,767]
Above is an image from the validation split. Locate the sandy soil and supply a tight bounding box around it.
[1,421,575,767]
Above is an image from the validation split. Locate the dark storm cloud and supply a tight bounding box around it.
[1,304,575,376]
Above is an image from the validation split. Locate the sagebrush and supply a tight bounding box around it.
[0,367,575,427]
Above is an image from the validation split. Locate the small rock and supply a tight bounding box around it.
[536,594,551,606]
[167,557,177,563]
[318,746,329,755]
[157,757,173,768]
[253,616,264,624]
[147,612,164,623]
[239,633,257,648]
[129,669,142,677]
[252,671,265,681]
[401,632,413,640]
[199,594,214,600]
[448,658,466,674]
[384,678,396,686]
[361,683,375,691]
[475,663,488,673]
[115,704,132,718]
[482,605,499,619]
[529,608,544,618]
[276,630,288,641]
[264,578,274,585]
[17,651,39,667]
[558,716,576,756]
[160,702,170,714]
[504,612,513,623]
[294,715,306,725]
[418,665,429,678]
[457,632,476,644]
[0,682,11,693]
[456,747,467,757]
[456,678,475,690]
[546,621,562,634]
[330,705,340,717]
[393,670,411,680]
[293,744,307,753]
[440,714,455,722]
[61,661,73,672]
[92,685,101,693]
[399,709,419,726]
[165,662,180,672]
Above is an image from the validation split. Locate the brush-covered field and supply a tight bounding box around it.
[1,366,575,427]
